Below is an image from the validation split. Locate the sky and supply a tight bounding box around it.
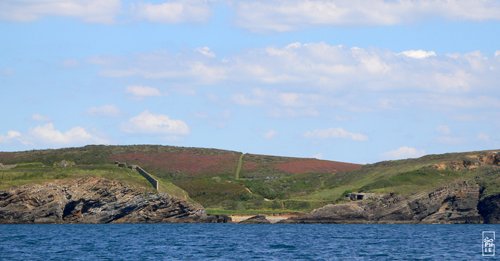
[0,0,499,164]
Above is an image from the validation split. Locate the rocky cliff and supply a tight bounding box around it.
[0,177,226,224]
[283,181,499,224]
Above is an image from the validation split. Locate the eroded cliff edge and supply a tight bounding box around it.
[0,177,227,224]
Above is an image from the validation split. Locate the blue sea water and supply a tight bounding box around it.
[0,224,498,260]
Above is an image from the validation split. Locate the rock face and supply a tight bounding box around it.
[478,195,500,224]
[0,177,226,224]
[283,181,493,224]
[433,152,500,171]
[239,215,271,224]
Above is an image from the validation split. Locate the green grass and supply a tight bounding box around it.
[475,166,500,199]
[287,152,494,203]
[0,161,203,208]
[357,168,465,193]
[150,175,197,204]
[0,163,154,191]
[173,177,256,207]
[1,146,498,215]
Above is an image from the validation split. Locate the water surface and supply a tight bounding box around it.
[0,224,497,260]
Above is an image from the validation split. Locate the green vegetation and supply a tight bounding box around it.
[476,166,500,199]
[1,145,498,214]
[0,163,153,191]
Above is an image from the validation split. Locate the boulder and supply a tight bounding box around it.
[239,215,271,224]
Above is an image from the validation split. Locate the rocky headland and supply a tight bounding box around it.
[0,177,228,224]
[281,180,499,224]
[0,148,499,224]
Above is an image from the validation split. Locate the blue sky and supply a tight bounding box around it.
[0,0,499,163]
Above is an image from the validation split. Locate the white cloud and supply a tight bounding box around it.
[421,95,500,109]
[123,111,189,136]
[0,130,22,143]
[304,128,368,141]
[88,105,120,117]
[126,85,162,98]
[234,0,500,32]
[230,43,488,92]
[311,153,324,160]
[1,123,106,147]
[133,0,210,23]
[400,50,437,59]
[383,146,426,160]
[496,50,500,57]
[231,88,323,117]
[94,43,500,112]
[278,93,301,107]
[264,130,277,140]
[189,62,226,83]
[196,47,215,58]
[97,43,498,93]
[98,51,226,84]
[32,114,50,122]
[0,0,120,23]
[30,123,107,145]
[2,0,499,28]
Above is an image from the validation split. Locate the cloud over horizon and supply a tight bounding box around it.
[1,0,499,30]
[88,105,121,117]
[0,0,120,23]
[304,128,368,141]
[132,0,211,23]
[126,85,162,98]
[235,0,500,32]
[1,1,498,163]
[122,111,190,138]
[92,43,500,116]
[382,146,426,160]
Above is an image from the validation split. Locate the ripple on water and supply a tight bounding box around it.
[0,224,497,260]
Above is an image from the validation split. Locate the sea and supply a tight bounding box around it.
[0,224,498,260]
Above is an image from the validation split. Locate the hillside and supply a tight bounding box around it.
[0,145,361,214]
[1,145,499,217]
[283,151,500,224]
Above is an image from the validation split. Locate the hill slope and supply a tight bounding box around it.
[1,145,498,217]
[0,145,362,213]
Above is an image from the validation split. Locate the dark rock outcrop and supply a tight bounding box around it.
[283,181,489,224]
[0,177,225,224]
[239,215,271,224]
[478,195,500,224]
[206,214,232,223]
